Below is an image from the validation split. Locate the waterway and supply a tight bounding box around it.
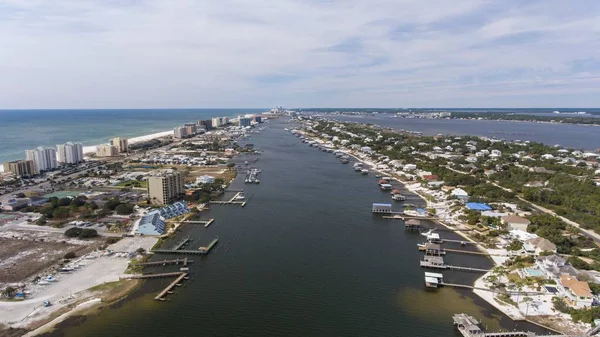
[46,119,549,337]
[327,114,600,150]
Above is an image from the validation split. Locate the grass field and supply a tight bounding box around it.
[116,180,148,188]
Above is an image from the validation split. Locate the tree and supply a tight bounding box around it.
[64,251,76,259]
[58,197,72,207]
[115,203,135,215]
[36,216,47,226]
[79,228,98,239]
[52,207,70,219]
[65,227,83,238]
[103,198,121,211]
[2,287,16,299]
[70,197,86,207]
[87,201,99,210]
[507,240,523,251]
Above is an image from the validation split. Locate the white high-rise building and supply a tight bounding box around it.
[57,142,84,164]
[25,146,57,173]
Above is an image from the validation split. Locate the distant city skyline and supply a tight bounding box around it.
[1,1,599,108]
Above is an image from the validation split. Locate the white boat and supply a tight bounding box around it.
[233,193,245,201]
[392,194,406,201]
[361,169,369,175]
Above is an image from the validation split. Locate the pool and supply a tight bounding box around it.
[545,285,558,293]
[524,268,544,278]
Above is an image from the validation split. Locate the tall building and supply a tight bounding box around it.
[25,147,57,173]
[253,115,262,123]
[57,142,84,164]
[3,160,36,177]
[238,117,252,127]
[220,116,229,125]
[211,117,222,128]
[197,119,212,131]
[110,137,129,153]
[147,171,185,205]
[184,123,197,136]
[174,126,188,139]
[96,144,118,157]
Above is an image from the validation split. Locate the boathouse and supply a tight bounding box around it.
[372,203,392,214]
[424,243,444,256]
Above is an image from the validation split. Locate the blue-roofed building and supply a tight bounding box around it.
[466,202,492,211]
[158,201,189,219]
[136,210,166,236]
[373,203,392,213]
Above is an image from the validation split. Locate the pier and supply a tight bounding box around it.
[152,237,219,255]
[453,313,576,337]
[209,200,247,207]
[154,272,189,301]
[420,256,490,272]
[183,219,215,227]
[139,258,193,267]
[199,237,219,254]
[444,248,490,256]
[405,219,421,230]
[122,272,185,279]
[171,235,192,250]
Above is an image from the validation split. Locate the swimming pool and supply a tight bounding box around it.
[524,268,544,277]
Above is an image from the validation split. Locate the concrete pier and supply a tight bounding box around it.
[139,258,193,267]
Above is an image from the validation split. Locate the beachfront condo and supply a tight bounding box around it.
[147,170,185,205]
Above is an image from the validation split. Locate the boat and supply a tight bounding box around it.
[233,193,245,201]
[341,159,349,164]
[361,169,369,175]
[354,166,362,172]
[375,174,382,178]
[392,194,406,201]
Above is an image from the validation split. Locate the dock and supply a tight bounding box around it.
[442,238,476,245]
[209,200,246,207]
[405,219,421,230]
[420,256,490,272]
[199,237,219,254]
[171,235,191,250]
[453,313,576,337]
[182,219,215,227]
[139,258,193,267]
[154,272,189,301]
[122,272,185,279]
[444,248,490,256]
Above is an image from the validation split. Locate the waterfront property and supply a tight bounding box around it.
[136,211,166,235]
[147,170,185,205]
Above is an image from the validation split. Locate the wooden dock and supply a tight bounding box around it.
[152,237,219,255]
[442,239,476,245]
[199,237,219,254]
[420,256,489,272]
[122,272,185,279]
[444,248,490,256]
[154,272,188,301]
[139,258,193,267]
[171,235,191,250]
[209,200,246,207]
[182,219,215,227]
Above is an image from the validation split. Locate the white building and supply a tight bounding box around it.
[501,215,530,231]
[451,188,469,201]
[174,127,188,139]
[110,137,129,153]
[57,142,84,164]
[25,146,57,173]
[196,175,215,184]
[96,144,119,157]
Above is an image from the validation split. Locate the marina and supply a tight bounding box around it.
[154,272,189,301]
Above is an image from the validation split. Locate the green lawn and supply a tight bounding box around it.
[116,180,148,188]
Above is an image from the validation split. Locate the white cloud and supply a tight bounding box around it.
[0,0,599,108]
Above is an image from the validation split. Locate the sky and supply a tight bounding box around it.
[1,0,600,108]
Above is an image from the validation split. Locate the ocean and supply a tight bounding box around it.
[0,109,265,164]
[47,120,550,337]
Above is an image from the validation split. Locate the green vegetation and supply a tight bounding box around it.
[64,227,98,239]
[527,214,594,254]
[451,111,600,125]
[116,180,148,188]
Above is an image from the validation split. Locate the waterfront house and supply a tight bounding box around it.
[524,237,557,255]
[451,188,469,201]
[136,210,166,236]
[559,274,594,308]
[501,215,531,231]
[372,203,392,214]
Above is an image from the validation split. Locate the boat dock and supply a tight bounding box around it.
[183,219,215,227]
[152,237,219,255]
[453,313,576,337]
[122,272,185,279]
[420,256,490,272]
[139,258,193,267]
[405,219,421,230]
[444,248,490,256]
[171,235,192,250]
[209,200,246,207]
[154,272,189,301]
[199,237,219,254]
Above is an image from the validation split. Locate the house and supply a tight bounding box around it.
[525,181,545,188]
[361,146,373,153]
[524,237,557,255]
[422,175,439,181]
[451,188,469,201]
[136,210,166,236]
[559,274,594,308]
[466,203,492,211]
[501,215,531,231]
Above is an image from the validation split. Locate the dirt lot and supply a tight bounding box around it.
[0,232,98,284]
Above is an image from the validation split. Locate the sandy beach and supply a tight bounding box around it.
[82,130,173,155]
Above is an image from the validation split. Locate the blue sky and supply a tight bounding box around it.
[0,0,599,108]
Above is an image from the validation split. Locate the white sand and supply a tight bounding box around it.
[82,130,173,154]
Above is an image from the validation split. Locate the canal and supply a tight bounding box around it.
[49,119,549,337]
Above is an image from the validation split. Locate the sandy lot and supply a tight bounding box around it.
[0,236,157,329]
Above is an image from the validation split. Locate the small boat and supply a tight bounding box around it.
[361,169,369,175]
[341,159,349,164]
[233,193,245,201]
[392,194,406,201]
[354,166,362,172]
[375,174,382,178]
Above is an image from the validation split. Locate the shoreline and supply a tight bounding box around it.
[82,130,173,155]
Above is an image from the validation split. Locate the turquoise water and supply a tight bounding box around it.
[0,109,265,163]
